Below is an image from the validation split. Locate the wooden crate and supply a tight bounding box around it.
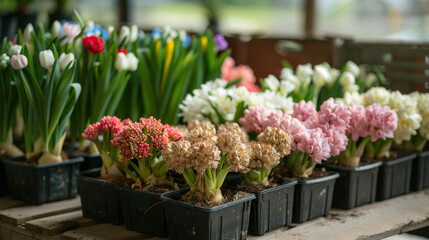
[1,189,429,240]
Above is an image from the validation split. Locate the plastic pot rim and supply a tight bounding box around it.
[321,161,382,172]
[297,170,339,185]
[2,156,84,169]
[381,152,416,166]
[161,188,256,212]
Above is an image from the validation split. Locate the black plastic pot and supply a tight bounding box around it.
[410,150,429,191]
[118,187,182,237]
[161,188,255,240]
[63,143,102,172]
[376,152,416,201]
[3,156,83,205]
[0,158,8,196]
[78,168,123,224]
[292,171,339,223]
[321,161,382,209]
[247,180,297,236]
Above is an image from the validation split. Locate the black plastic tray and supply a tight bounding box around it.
[3,156,83,205]
[410,150,429,191]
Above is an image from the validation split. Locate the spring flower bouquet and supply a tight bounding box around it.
[11,44,80,164]
[179,79,294,126]
[69,18,139,152]
[0,39,24,157]
[240,98,351,177]
[111,117,183,190]
[362,87,421,158]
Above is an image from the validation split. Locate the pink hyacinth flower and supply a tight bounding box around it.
[347,104,369,141]
[292,100,318,123]
[239,106,271,133]
[319,98,351,128]
[365,104,398,142]
[296,128,331,164]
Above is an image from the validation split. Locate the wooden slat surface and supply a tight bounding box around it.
[248,188,429,240]
[0,197,26,210]
[0,222,62,240]
[0,197,81,225]
[61,223,151,240]
[24,210,97,236]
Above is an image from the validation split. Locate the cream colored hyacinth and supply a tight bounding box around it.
[411,92,429,140]
[362,88,422,144]
[389,91,421,144]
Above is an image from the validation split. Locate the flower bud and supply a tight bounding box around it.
[114,52,129,71]
[118,25,130,44]
[23,23,34,43]
[0,53,10,68]
[130,24,138,43]
[107,26,115,37]
[58,53,75,70]
[11,54,28,70]
[39,50,55,70]
[8,45,22,56]
[126,52,139,71]
[51,20,62,38]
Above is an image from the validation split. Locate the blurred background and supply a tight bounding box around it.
[1,0,428,92]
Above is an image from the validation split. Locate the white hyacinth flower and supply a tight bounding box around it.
[345,61,360,77]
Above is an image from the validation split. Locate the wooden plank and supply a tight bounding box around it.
[61,223,151,240]
[248,188,429,240]
[0,196,26,210]
[0,197,81,226]
[24,210,98,236]
[0,222,62,240]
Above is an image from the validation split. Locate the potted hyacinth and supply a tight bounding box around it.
[3,43,83,204]
[0,39,25,196]
[161,121,255,240]
[362,88,419,200]
[111,117,183,237]
[81,116,183,236]
[221,124,297,236]
[79,116,131,224]
[239,98,345,223]
[322,102,398,209]
[408,92,429,191]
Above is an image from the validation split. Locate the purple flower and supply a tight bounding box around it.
[214,34,228,51]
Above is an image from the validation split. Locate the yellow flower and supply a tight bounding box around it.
[200,36,207,52]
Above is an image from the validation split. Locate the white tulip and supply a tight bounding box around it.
[114,52,129,71]
[8,45,22,56]
[39,50,55,70]
[118,25,130,44]
[51,20,62,38]
[23,23,34,43]
[130,25,138,43]
[107,26,115,38]
[58,53,75,70]
[126,52,139,71]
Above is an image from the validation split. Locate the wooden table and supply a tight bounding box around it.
[1,188,428,240]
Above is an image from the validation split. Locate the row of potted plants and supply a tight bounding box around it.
[1,14,428,239]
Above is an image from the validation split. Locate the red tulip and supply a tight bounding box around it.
[82,36,104,54]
